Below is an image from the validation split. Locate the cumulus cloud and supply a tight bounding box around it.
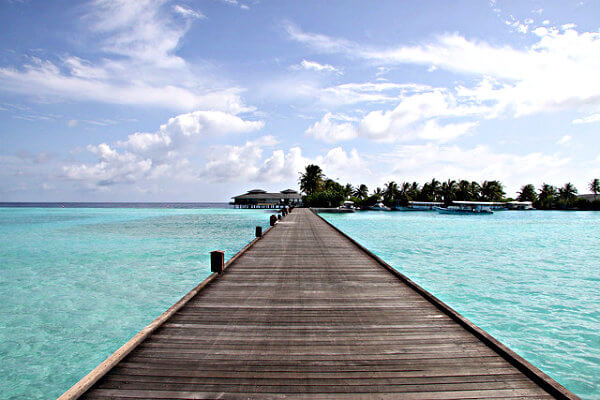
[62,110,264,188]
[305,113,358,143]
[201,137,367,185]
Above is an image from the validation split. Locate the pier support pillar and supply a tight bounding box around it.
[255,226,262,237]
[210,250,225,274]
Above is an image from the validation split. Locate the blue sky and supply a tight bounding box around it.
[1,0,599,201]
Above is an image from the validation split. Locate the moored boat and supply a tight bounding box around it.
[436,201,495,214]
[369,202,390,211]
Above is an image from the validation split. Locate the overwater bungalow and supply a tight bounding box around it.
[232,189,302,209]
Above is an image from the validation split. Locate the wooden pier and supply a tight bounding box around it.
[61,208,578,399]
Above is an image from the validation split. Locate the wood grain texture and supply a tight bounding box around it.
[73,208,577,399]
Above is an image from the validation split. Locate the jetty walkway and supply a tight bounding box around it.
[62,208,577,399]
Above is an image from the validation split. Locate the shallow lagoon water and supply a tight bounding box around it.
[0,207,270,399]
[1,207,598,399]
[322,210,600,399]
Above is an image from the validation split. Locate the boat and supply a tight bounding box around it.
[506,201,535,210]
[394,201,443,211]
[436,201,494,214]
[369,202,390,211]
[338,200,356,212]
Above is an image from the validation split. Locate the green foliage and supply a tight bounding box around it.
[303,189,345,208]
[298,164,324,195]
[589,178,600,199]
[517,184,537,202]
[298,164,596,211]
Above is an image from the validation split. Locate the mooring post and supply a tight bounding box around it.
[255,226,262,237]
[270,215,277,226]
[210,250,225,273]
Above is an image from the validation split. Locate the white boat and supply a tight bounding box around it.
[506,201,535,210]
[369,202,390,211]
[394,201,443,211]
[436,201,496,214]
[337,201,356,212]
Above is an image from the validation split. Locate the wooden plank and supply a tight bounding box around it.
[60,208,579,399]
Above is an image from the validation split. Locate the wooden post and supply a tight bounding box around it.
[210,250,225,273]
[270,215,277,226]
[255,226,262,237]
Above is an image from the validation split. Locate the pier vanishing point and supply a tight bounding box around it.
[61,208,578,399]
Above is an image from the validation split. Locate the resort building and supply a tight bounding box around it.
[232,189,302,209]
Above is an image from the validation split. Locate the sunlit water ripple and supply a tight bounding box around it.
[321,210,600,399]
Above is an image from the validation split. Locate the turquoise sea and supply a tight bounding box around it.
[0,205,270,399]
[322,210,600,399]
[0,207,598,399]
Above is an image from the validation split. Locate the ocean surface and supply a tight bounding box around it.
[0,205,270,399]
[0,206,598,399]
[322,210,600,399]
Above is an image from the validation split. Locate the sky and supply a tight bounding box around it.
[1,0,600,201]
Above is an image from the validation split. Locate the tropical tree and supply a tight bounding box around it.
[299,164,324,195]
[537,183,557,209]
[429,178,442,201]
[383,181,399,206]
[481,180,505,201]
[456,180,472,201]
[558,182,578,200]
[372,187,384,199]
[517,184,538,202]
[441,179,457,206]
[589,178,600,200]
[557,182,578,208]
[353,184,369,199]
[409,182,420,200]
[470,181,482,200]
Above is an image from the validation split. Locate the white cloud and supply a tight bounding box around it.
[573,113,600,124]
[298,59,341,74]
[201,137,367,185]
[62,110,264,188]
[0,0,250,113]
[358,90,482,142]
[382,143,572,195]
[557,135,572,145]
[288,24,600,118]
[305,113,358,143]
[172,4,205,19]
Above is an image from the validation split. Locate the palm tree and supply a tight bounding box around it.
[429,178,441,201]
[517,184,537,202]
[353,184,369,199]
[441,179,457,206]
[299,164,324,195]
[343,183,354,199]
[481,180,505,201]
[558,182,578,208]
[589,178,600,200]
[372,187,384,199]
[383,181,399,205]
[470,181,482,200]
[409,182,420,199]
[456,180,472,201]
[538,183,557,209]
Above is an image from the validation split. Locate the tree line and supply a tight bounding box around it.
[299,164,600,210]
